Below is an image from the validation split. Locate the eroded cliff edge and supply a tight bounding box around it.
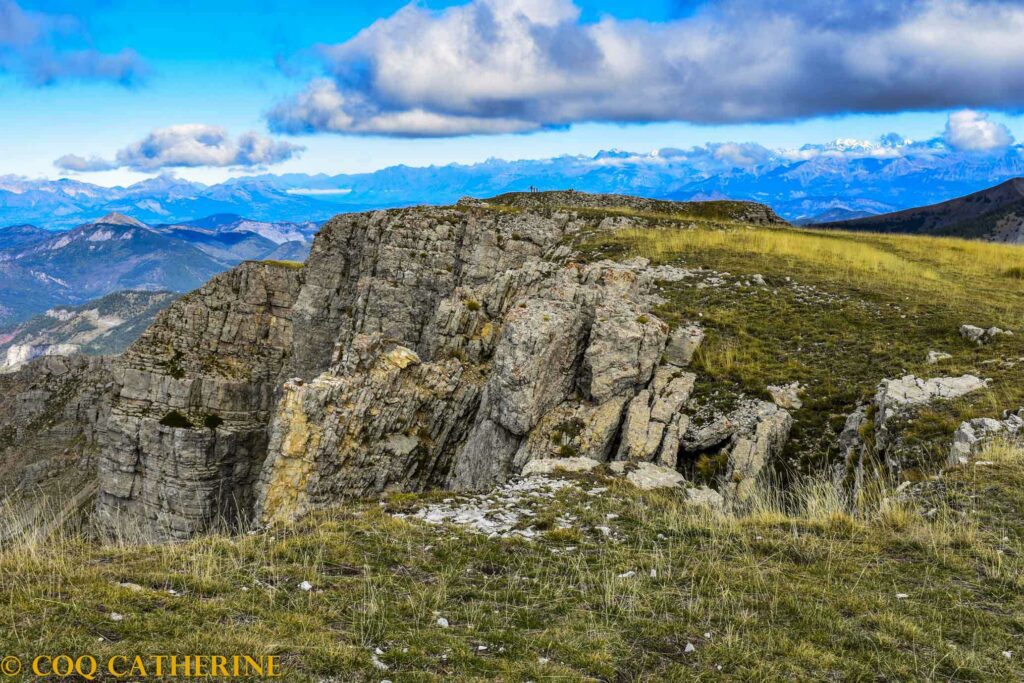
[76,193,787,539]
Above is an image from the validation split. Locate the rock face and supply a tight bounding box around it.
[84,193,793,538]
[681,399,793,502]
[95,262,302,538]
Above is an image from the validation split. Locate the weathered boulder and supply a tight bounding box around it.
[521,457,602,475]
[680,399,793,503]
[663,324,704,368]
[720,402,793,502]
[609,460,686,489]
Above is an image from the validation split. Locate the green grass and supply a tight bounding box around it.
[257,259,304,270]
[3,447,1024,680]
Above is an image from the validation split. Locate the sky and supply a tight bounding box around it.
[2,0,1024,186]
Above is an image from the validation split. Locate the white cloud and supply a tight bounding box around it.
[55,125,304,173]
[0,0,147,86]
[268,0,1024,137]
[52,154,117,172]
[943,110,1015,152]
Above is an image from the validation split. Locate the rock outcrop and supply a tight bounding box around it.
[681,399,793,502]
[960,324,1012,345]
[78,193,794,538]
[838,374,990,491]
[947,409,1024,466]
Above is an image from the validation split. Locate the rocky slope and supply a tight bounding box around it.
[817,177,1024,242]
[0,354,113,498]
[0,290,177,372]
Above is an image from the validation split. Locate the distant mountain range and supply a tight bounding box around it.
[4,138,1024,227]
[0,212,316,326]
[0,175,362,229]
[816,178,1024,242]
[0,290,177,372]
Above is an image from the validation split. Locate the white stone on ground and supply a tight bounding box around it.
[608,461,685,490]
[521,457,601,475]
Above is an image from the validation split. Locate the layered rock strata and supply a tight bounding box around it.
[86,194,791,538]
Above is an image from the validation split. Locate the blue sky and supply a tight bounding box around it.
[3,0,1024,186]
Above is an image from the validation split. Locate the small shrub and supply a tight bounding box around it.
[558,444,578,458]
[203,414,224,430]
[465,299,482,312]
[165,350,186,379]
[1004,266,1024,280]
[636,315,649,324]
[159,410,192,429]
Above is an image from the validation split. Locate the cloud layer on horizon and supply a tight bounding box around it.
[55,125,304,173]
[943,110,1016,152]
[0,0,146,86]
[267,0,1024,137]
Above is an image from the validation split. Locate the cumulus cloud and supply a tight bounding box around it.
[268,0,1024,137]
[943,109,1015,152]
[55,125,304,173]
[0,0,147,86]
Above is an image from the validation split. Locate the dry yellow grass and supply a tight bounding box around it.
[603,225,1024,323]
[1,445,1023,679]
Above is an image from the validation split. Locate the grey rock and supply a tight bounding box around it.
[608,461,686,490]
[767,382,804,410]
[721,402,793,502]
[679,399,792,503]
[947,410,1024,466]
[684,485,725,510]
[663,324,704,368]
[616,368,695,467]
[521,457,602,475]
[839,374,992,489]
[960,324,1012,345]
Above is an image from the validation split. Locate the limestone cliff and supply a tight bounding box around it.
[80,192,791,538]
[95,262,302,538]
